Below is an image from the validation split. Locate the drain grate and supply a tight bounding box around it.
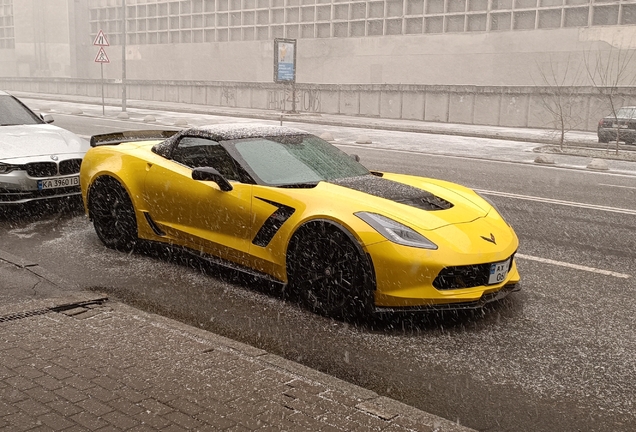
[0,300,107,323]
[0,308,51,323]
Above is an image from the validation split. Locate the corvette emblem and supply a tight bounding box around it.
[481,233,496,245]
[50,155,59,161]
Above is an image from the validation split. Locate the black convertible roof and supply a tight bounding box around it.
[151,123,311,158]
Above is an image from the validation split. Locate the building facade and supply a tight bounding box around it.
[1,0,635,86]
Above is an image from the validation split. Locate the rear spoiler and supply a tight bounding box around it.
[90,130,178,147]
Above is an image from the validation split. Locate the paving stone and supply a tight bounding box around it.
[37,411,75,430]
[101,410,140,429]
[133,410,173,429]
[162,410,207,429]
[0,386,28,403]
[84,385,118,403]
[166,398,204,416]
[53,385,87,403]
[69,411,109,429]
[12,365,45,380]
[0,400,18,416]
[5,376,36,391]
[63,375,95,391]
[46,399,83,417]
[43,365,74,381]
[196,411,237,429]
[139,398,174,416]
[15,398,50,416]
[33,375,63,391]
[77,397,114,416]
[3,410,41,431]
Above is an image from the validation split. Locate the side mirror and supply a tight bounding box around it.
[192,167,233,192]
[41,114,54,124]
[350,154,360,162]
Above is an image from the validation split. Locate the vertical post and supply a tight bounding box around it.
[100,63,105,116]
[292,83,296,113]
[121,0,127,112]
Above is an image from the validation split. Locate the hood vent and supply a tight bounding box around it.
[329,175,453,211]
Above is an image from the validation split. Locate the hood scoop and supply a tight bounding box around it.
[329,175,453,211]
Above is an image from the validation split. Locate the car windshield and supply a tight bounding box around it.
[614,107,636,118]
[227,134,370,186]
[0,94,43,126]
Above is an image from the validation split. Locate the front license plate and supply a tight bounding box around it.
[38,176,80,190]
[488,259,510,284]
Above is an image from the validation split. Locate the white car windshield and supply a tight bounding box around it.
[0,95,43,126]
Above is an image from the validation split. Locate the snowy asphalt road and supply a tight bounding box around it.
[2,99,635,431]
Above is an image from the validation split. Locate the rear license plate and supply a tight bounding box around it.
[488,258,510,284]
[38,176,80,190]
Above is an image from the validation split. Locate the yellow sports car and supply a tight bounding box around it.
[80,124,520,319]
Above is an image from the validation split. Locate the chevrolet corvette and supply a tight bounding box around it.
[80,124,520,319]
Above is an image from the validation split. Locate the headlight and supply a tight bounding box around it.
[356,212,438,250]
[0,163,20,174]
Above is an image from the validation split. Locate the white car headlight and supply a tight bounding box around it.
[356,212,438,250]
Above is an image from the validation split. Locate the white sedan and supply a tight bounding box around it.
[0,91,88,205]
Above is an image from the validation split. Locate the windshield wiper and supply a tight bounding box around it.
[278,182,319,189]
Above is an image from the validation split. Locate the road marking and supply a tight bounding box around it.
[516,254,631,279]
[599,183,636,190]
[475,189,636,216]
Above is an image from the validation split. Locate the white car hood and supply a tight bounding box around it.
[0,124,88,161]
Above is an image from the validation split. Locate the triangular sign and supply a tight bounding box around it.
[93,30,109,46]
[94,47,110,63]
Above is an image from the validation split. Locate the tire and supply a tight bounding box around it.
[87,177,138,252]
[286,221,374,321]
[598,136,609,144]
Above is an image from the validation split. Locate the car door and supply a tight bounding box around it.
[143,136,253,264]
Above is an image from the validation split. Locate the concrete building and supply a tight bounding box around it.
[1,0,636,130]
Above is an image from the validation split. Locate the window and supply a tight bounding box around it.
[564,6,588,26]
[171,137,243,181]
[592,5,618,25]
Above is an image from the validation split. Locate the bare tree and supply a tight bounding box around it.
[585,43,636,154]
[534,55,585,151]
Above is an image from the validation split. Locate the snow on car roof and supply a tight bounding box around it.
[180,123,309,141]
[151,123,312,158]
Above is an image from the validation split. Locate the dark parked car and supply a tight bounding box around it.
[597,106,636,145]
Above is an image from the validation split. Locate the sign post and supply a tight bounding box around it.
[274,38,297,113]
[93,30,110,116]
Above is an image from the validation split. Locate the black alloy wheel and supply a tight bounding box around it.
[88,177,138,252]
[287,221,373,321]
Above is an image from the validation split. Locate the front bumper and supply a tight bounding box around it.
[365,227,521,309]
[374,282,521,313]
[0,170,81,204]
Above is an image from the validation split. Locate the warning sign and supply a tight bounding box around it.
[93,30,109,47]
[94,47,110,63]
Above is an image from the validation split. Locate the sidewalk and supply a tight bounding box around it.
[0,250,475,432]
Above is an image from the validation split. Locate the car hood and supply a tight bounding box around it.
[0,124,88,161]
[322,173,491,231]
